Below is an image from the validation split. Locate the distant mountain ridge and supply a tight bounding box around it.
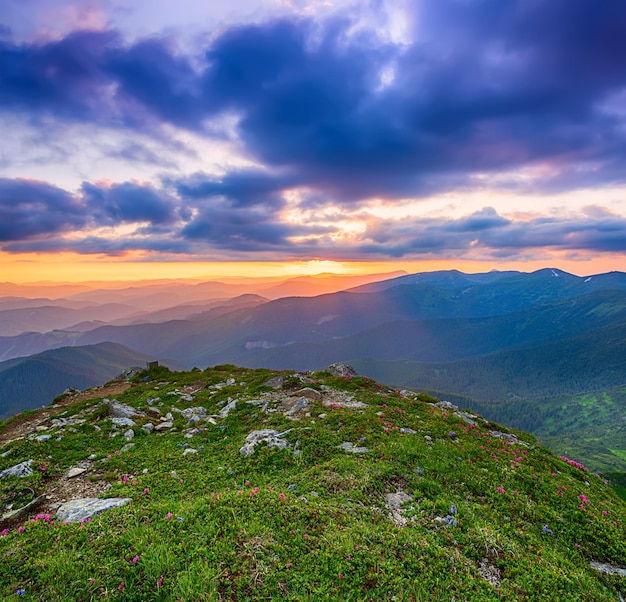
[0,343,154,420]
[0,267,624,473]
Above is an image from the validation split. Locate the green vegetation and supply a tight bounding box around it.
[0,366,624,600]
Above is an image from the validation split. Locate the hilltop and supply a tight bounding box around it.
[0,364,624,600]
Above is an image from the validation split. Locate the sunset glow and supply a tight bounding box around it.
[0,0,624,283]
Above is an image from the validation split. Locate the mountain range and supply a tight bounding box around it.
[0,267,624,475]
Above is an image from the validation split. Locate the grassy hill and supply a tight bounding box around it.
[0,343,154,420]
[0,365,624,600]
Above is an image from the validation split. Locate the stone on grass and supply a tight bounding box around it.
[112,417,136,427]
[338,442,370,453]
[66,467,88,479]
[123,429,135,441]
[264,376,284,390]
[56,498,132,523]
[297,388,322,401]
[0,460,33,479]
[183,448,198,456]
[240,430,289,456]
[384,490,414,527]
[154,422,173,432]
[181,407,208,421]
[326,363,358,377]
[142,423,154,434]
[108,400,144,419]
[219,399,237,418]
[399,427,417,435]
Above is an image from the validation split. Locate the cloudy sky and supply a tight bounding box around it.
[1,0,626,281]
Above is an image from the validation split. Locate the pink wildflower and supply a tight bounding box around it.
[132,555,140,564]
[157,576,164,587]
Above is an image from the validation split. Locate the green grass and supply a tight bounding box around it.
[0,366,624,600]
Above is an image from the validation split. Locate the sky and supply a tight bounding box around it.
[1,0,626,282]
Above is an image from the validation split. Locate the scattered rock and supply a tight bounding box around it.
[1,496,44,522]
[154,422,173,432]
[239,430,290,456]
[322,398,367,409]
[479,559,502,587]
[120,443,135,452]
[264,376,284,389]
[489,430,529,447]
[297,388,322,401]
[284,397,310,419]
[181,407,208,421]
[590,561,626,577]
[112,417,137,428]
[123,429,135,441]
[34,434,52,442]
[399,427,417,434]
[219,399,237,418]
[384,490,414,527]
[183,448,198,456]
[108,400,145,419]
[338,442,370,453]
[147,407,161,417]
[326,363,358,377]
[56,498,132,523]
[0,460,33,479]
[67,467,88,479]
[35,425,49,432]
[141,423,154,434]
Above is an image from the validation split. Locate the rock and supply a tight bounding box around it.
[384,490,414,527]
[264,376,284,389]
[108,400,145,419]
[112,417,136,427]
[326,363,358,377]
[226,378,236,386]
[63,387,80,395]
[35,425,49,432]
[322,398,367,409]
[479,559,502,587]
[589,562,626,577]
[1,496,44,522]
[154,422,173,432]
[489,430,529,447]
[123,429,135,441]
[297,387,322,401]
[56,498,132,523]
[120,443,135,452]
[141,423,154,434]
[317,413,327,419]
[284,397,310,419]
[181,406,207,421]
[239,430,289,456]
[434,400,458,411]
[35,435,52,442]
[338,442,370,453]
[147,407,161,417]
[1,460,34,479]
[67,467,88,479]
[219,399,237,418]
[165,412,174,421]
[399,427,417,434]
[183,448,198,456]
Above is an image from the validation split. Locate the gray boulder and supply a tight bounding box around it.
[326,363,358,377]
[239,430,289,456]
[56,498,132,523]
[0,460,33,479]
[108,400,145,419]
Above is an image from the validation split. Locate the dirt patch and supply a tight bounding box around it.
[0,381,132,449]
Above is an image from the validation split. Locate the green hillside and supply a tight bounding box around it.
[0,365,624,600]
[0,343,154,420]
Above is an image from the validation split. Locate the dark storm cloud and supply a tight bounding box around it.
[358,208,626,258]
[81,181,179,225]
[0,178,87,240]
[2,0,625,200]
